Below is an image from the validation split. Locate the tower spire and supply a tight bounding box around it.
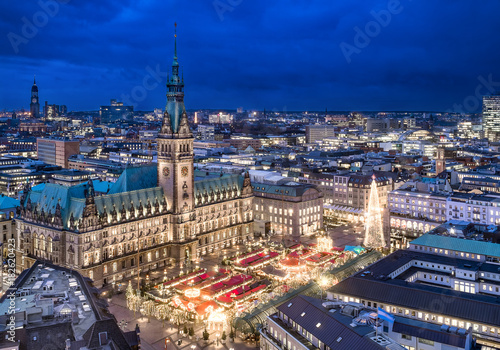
[159,22,190,136]
[33,75,36,85]
[174,22,177,60]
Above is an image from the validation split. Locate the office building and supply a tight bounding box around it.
[229,137,262,150]
[253,181,323,240]
[37,138,80,169]
[348,173,394,211]
[483,94,500,142]
[43,101,65,119]
[197,125,215,141]
[208,112,233,124]
[366,118,389,132]
[305,125,336,144]
[99,99,134,124]
[446,192,500,225]
[388,179,450,248]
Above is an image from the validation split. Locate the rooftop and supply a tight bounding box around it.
[0,263,97,336]
[328,248,500,328]
[274,295,397,350]
[411,233,500,258]
[0,261,139,350]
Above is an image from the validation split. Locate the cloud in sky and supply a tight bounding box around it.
[1,0,500,112]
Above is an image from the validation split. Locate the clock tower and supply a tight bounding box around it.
[157,25,195,247]
[30,76,39,119]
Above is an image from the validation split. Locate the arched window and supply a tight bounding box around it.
[40,235,45,251]
[48,236,53,253]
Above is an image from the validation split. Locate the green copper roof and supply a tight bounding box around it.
[24,165,163,231]
[109,165,157,194]
[194,171,244,206]
[0,195,19,210]
[164,31,186,134]
[411,234,500,258]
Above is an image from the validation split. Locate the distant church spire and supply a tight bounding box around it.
[30,75,39,118]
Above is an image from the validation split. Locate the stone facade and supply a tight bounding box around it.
[15,41,254,287]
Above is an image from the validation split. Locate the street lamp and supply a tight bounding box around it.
[319,276,329,300]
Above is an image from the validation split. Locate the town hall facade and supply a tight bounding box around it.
[15,38,254,287]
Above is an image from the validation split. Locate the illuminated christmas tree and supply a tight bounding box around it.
[364,175,386,248]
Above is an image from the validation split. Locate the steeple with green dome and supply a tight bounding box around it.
[160,23,191,137]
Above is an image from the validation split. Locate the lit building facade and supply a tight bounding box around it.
[483,94,500,142]
[388,187,448,248]
[348,174,393,211]
[37,138,80,169]
[261,294,471,350]
[305,125,336,144]
[446,192,500,225]
[252,182,323,240]
[99,99,134,124]
[15,38,254,287]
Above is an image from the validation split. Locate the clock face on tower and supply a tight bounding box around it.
[162,166,170,177]
[181,166,189,177]
[32,98,37,103]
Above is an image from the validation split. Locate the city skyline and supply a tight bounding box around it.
[1,0,500,112]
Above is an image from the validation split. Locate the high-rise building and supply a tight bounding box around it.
[43,101,60,119]
[208,112,233,124]
[483,94,500,142]
[305,125,335,144]
[366,118,389,132]
[197,125,215,141]
[37,138,80,169]
[30,76,40,119]
[99,99,133,124]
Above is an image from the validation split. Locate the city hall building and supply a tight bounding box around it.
[15,40,254,287]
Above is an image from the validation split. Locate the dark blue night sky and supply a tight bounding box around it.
[1,0,500,112]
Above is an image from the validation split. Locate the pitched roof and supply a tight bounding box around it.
[276,295,384,350]
[328,249,500,328]
[81,319,135,349]
[25,180,165,230]
[194,171,244,206]
[0,194,19,209]
[109,164,157,194]
[410,233,500,258]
